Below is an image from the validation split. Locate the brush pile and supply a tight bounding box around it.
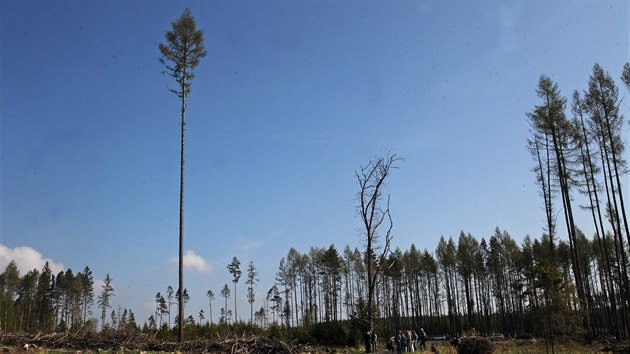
[456,336,494,354]
[0,332,301,353]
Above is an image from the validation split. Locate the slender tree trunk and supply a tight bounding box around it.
[595,80,630,252]
[598,134,630,337]
[554,134,592,343]
[178,84,186,343]
[532,134,556,260]
[293,277,299,326]
[576,112,620,337]
[233,283,238,324]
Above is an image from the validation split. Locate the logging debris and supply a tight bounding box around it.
[0,332,302,353]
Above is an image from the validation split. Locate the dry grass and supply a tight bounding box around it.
[420,338,627,354]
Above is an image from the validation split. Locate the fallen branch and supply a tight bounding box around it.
[0,332,301,353]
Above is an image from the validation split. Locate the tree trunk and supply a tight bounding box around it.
[178,85,186,342]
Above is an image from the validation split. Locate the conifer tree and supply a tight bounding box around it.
[159,8,206,342]
[97,274,114,330]
[35,262,53,331]
[220,284,230,323]
[227,257,242,323]
[246,262,258,324]
[622,63,630,90]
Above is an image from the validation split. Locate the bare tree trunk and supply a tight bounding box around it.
[575,108,620,338]
[178,87,186,342]
[357,154,399,332]
[597,133,630,337]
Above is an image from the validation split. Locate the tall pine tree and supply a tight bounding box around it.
[159,8,206,342]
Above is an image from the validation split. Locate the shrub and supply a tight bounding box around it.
[310,322,351,346]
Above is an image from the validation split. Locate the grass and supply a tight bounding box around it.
[343,339,624,354]
[404,339,619,354]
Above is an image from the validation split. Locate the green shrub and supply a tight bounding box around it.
[311,322,351,346]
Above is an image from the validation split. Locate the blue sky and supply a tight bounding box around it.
[1,1,628,324]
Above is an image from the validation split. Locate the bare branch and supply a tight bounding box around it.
[355,152,400,331]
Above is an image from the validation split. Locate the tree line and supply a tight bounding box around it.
[246,227,622,341]
[0,262,137,333]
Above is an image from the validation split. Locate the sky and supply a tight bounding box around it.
[1,1,629,325]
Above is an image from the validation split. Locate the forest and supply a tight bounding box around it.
[1,63,629,351]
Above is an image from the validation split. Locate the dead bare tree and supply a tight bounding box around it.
[356,153,400,333]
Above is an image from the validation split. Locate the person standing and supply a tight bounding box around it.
[401,331,408,352]
[371,331,378,352]
[365,331,373,353]
[411,330,418,352]
[387,337,395,352]
[419,328,427,351]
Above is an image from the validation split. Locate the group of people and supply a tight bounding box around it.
[385,328,428,353]
[365,328,429,353]
[364,330,378,353]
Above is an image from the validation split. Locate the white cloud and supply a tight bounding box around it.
[169,250,213,274]
[0,244,65,274]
